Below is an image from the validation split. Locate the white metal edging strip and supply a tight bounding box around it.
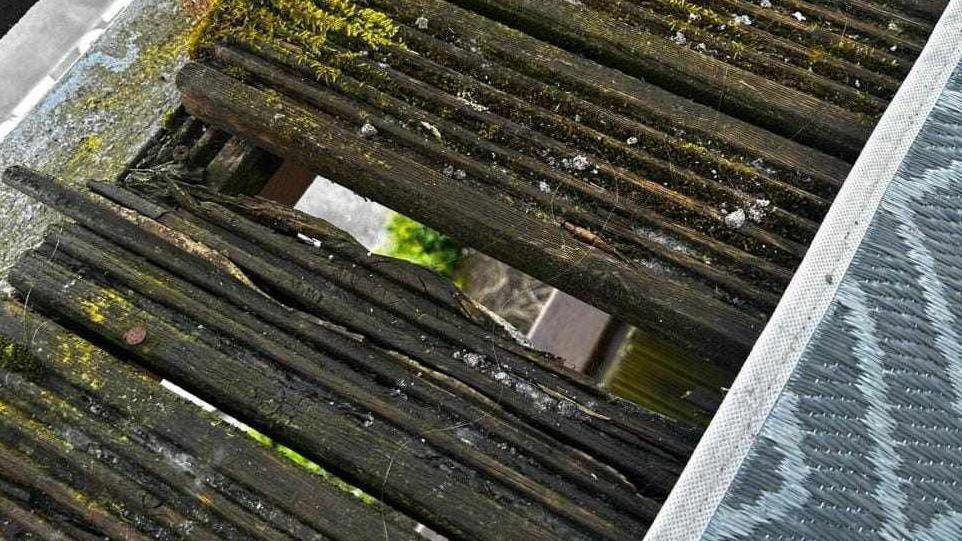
[643,2,962,539]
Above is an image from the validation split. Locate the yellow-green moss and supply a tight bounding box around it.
[55,336,105,390]
[189,0,402,82]
[79,289,128,326]
[64,135,105,174]
[264,88,283,108]
[0,337,43,379]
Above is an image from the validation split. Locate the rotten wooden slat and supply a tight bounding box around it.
[85,177,700,465]
[0,302,424,541]
[175,61,764,366]
[2,166,706,540]
[11,239,637,541]
[59,219,661,516]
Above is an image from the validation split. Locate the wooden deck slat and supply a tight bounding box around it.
[0,166,703,540]
[577,0,904,103]
[0,303,424,541]
[385,27,836,219]
[374,0,853,189]
[176,61,765,364]
[430,0,874,159]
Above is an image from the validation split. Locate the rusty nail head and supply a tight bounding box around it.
[123,326,148,346]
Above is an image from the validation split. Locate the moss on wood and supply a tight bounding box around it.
[189,0,401,81]
[0,336,42,379]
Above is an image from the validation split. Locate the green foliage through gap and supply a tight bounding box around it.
[380,213,462,277]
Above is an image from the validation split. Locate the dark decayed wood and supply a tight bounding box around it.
[176,61,765,367]
[0,301,423,541]
[0,165,701,540]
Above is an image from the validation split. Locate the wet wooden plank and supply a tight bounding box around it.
[0,301,423,541]
[1,166,703,540]
[176,60,765,367]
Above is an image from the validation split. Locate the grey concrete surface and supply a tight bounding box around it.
[295,176,392,250]
[0,0,116,121]
[0,0,196,286]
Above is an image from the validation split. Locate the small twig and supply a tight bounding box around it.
[561,221,633,264]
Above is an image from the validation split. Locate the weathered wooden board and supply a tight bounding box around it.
[178,60,767,367]
[0,166,701,540]
[173,0,939,370]
[0,301,423,541]
[408,0,876,159]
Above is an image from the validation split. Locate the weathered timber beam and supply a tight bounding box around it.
[878,0,949,21]
[257,160,316,205]
[0,479,107,541]
[351,31,836,218]
[174,61,764,367]
[568,0,896,112]
[0,442,155,541]
[0,374,338,541]
[186,127,233,169]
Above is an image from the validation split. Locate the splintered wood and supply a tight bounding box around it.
[0,0,946,538]
[176,0,941,367]
[0,166,699,540]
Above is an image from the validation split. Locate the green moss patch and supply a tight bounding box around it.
[190,0,401,81]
